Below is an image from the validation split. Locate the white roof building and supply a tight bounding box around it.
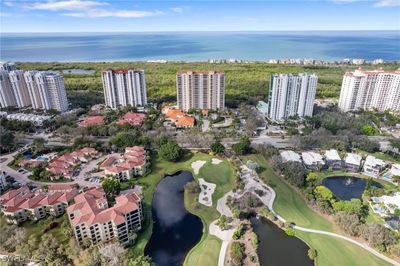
[345,153,362,166]
[5,113,52,126]
[381,193,400,214]
[301,151,325,166]
[280,150,302,163]
[364,155,387,169]
[325,149,341,161]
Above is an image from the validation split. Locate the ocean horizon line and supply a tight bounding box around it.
[2,29,400,35]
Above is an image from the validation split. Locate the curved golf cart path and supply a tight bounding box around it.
[212,162,400,266]
[267,187,400,266]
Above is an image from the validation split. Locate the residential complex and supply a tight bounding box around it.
[176,71,225,111]
[338,68,400,112]
[325,149,342,170]
[102,146,148,180]
[0,65,69,112]
[364,155,387,177]
[101,69,147,109]
[0,186,78,224]
[267,73,318,121]
[162,106,196,128]
[79,115,105,127]
[116,112,146,126]
[0,62,16,72]
[67,188,143,246]
[47,148,100,180]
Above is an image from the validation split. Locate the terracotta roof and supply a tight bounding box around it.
[79,116,105,127]
[116,112,146,126]
[165,109,185,121]
[67,188,141,226]
[100,156,116,169]
[0,186,29,204]
[201,109,209,116]
[176,116,195,127]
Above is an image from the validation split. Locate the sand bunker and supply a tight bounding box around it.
[191,160,206,175]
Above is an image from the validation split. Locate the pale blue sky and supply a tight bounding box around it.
[1,0,400,32]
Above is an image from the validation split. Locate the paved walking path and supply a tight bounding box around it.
[212,159,400,266]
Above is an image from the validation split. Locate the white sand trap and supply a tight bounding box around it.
[198,178,216,207]
[191,160,206,175]
[212,158,222,165]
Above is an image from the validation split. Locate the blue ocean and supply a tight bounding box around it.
[1,31,399,62]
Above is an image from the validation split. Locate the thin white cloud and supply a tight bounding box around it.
[374,0,400,7]
[0,12,11,17]
[3,1,14,7]
[331,0,400,6]
[171,7,184,13]
[65,9,164,18]
[26,0,107,11]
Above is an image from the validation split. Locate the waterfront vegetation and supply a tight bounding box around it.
[16,62,400,107]
[184,157,236,266]
[242,154,395,266]
[129,150,235,266]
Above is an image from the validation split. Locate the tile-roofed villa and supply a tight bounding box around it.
[0,186,79,224]
[116,112,146,126]
[67,187,142,246]
[103,146,147,180]
[79,115,105,127]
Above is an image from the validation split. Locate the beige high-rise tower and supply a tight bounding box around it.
[176,70,225,111]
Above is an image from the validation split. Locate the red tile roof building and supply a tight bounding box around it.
[176,115,195,128]
[103,146,147,180]
[0,186,79,224]
[47,148,100,180]
[162,106,196,128]
[79,116,105,127]
[116,112,146,126]
[67,187,142,246]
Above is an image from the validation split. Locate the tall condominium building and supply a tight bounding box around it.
[338,68,400,112]
[34,72,69,112]
[24,71,43,109]
[67,188,143,246]
[176,71,225,111]
[101,69,147,109]
[0,71,17,108]
[267,73,318,121]
[0,62,16,72]
[0,63,69,112]
[9,70,32,108]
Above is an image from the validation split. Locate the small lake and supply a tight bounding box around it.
[251,217,313,266]
[145,171,203,266]
[61,69,95,75]
[322,176,383,201]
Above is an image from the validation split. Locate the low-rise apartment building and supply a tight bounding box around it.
[103,146,147,180]
[116,112,146,126]
[280,150,302,163]
[344,153,363,172]
[48,148,100,180]
[363,155,387,177]
[0,186,78,224]
[67,188,143,246]
[301,151,325,170]
[325,149,342,170]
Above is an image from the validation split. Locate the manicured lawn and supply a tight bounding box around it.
[184,157,236,266]
[296,231,392,266]
[129,152,234,265]
[243,155,335,231]
[242,154,392,266]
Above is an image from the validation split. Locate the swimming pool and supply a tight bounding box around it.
[36,156,47,161]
